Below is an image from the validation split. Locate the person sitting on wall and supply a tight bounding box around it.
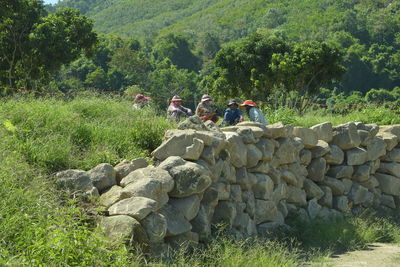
[240,100,269,125]
[196,94,218,123]
[221,99,243,126]
[167,95,193,121]
[132,94,151,110]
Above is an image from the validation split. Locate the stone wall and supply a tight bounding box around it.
[56,117,400,254]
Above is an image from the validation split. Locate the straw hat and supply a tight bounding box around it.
[227,99,239,106]
[135,94,151,101]
[201,94,213,102]
[171,95,183,102]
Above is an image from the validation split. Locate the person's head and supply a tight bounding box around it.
[171,95,183,105]
[240,100,258,112]
[201,94,213,103]
[135,94,150,103]
[227,99,239,109]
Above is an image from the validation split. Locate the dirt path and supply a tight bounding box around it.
[323,243,400,267]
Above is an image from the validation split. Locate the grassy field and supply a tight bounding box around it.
[1,96,400,266]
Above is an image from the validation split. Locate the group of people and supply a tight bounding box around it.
[167,94,268,126]
[132,93,268,126]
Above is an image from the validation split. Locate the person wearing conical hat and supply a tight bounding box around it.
[167,95,193,121]
[196,94,218,123]
[240,100,268,125]
[221,99,243,126]
[132,94,151,110]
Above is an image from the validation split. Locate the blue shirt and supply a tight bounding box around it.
[248,107,268,125]
[223,108,242,125]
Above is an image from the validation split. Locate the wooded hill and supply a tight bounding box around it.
[54,0,399,94]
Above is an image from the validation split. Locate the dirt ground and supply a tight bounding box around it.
[322,243,400,267]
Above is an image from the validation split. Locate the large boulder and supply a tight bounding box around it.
[98,215,148,245]
[382,148,400,162]
[212,201,237,227]
[310,140,330,158]
[286,186,307,206]
[152,130,204,161]
[327,165,354,179]
[300,149,312,166]
[114,158,148,184]
[346,148,368,166]
[255,138,276,161]
[108,197,158,220]
[324,145,344,165]
[352,164,371,182]
[331,122,361,150]
[169,195,201,221]
[121,166,174,208]
[87,163,116,193]
[375,173,400,196]
[320,176,345,196]
[177,116,208,131]
[348,183,373,205]
[246,144,263,168]
[307,198,322,220]
[378,162,400,178]
[333,196,348,212]
[310,122,333,143]
[191,205,212,241]
[318,186,333,208]
[141,212,167,243]
[376,132,398,151]
[366,137,387,161]
[265,122,288,139]
[303,179,324,200]
[225,132,247,167]
[274,138,302,165]
[159,204,192,237]
[99,185,132,208]
[159,156,212,198]
[307,157,326,182]
[254,200,279,224]
[55,169,94,192]
[249,173,274,200]
[292,127,318,148]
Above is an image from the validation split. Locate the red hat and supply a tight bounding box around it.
[240,100,258,108]
[171,95,183,102]
[135,94,151,101]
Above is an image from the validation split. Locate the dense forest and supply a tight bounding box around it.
[2,0,400,108]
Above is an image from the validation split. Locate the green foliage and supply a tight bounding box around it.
[0,96,174,172]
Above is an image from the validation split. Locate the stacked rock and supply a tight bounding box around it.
[55,117,400,255]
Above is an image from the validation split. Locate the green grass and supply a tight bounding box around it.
[2,95,400,265]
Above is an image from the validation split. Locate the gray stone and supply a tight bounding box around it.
[318,186,333,208]
[255,138,276,161]
[307,198,322,220]
[303,179,324,200]
[352,164,371,182]
[177,116,209,131]
[376,133,398,151]
[277,200,289,218]
[358,130,371,146]
[237,127,257,144]
[230,185,242,202]
[293,127,318,148]
[360,176,379,189]
[248,161,270,174]
[99,215,148,245]
[257,222,281,236]
[342,178,353,194]
[254,199,279,224]
[333,196,348,212]
[324,145,344,165]
[274,137,301,165]
[191,205,211,241]
[378,162,400,178]
[99,185,132,208]
[159,157,212,198]
[242,190,256,218]
[349,183,373,205]
[268,167,282,184]
[55,169,93,191]
[310,122,333,143]
[246,144,263,168]
[286,186,307,206]
[165,231,199,249]
[310,140,330,158]
[159,204,192,237]
[380,194,396,209]
[379,125,400,141]
[383,148,400,162]
[321,176,345,196]
[272,183,288,203]
[214,180,230,200]
[141,212,167,242]
[221,161,236,183]
[331,122,361,150]
[307,157,326,182]
[108,197,158,220]
[170,195,201,221]
[281,169,298,186]
[355,122,379,136]
[115,158,148,184]
[225,132,247,167]
[327,165,354,179]
[250,173,274,200]
[265,122,288,139]
[202,187,219,207]
[375,173,400,196]
[88,163,117,192]
[346,148,368,165]
[152,130,205,160]
[212,201,237,227]
[236,167,251,190]
[121,166,174,208]
[200,146,216,166]
[300,149,312,166]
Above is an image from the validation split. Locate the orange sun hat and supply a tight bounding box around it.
[239,100,258,108]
